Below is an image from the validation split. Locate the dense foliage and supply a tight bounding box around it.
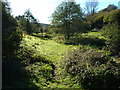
[102,23,120,55]
[86,4,118,29]
[103,9,120,24]
[51,1,84,40]
[16,9,41,34]
[102,4,118,12]
[2,0,120,89]
[2,2,24,88]
[63,46,120,89]
[2,2,21,57]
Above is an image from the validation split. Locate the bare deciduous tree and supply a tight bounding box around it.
[85,0,98,16]
[84,0,98,25]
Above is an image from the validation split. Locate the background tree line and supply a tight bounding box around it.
[50,0,120,55]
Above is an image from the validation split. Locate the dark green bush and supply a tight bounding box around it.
[2,2,22,57]
[63,46,120,89]
[52,34,66,44]
[103,9,120,24]
[2,2,26,88]
[32,33,53,40]
[92,15,104,29]
[67,35,105,48]
[102,23,120,56]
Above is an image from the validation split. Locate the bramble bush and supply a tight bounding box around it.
[63,46,120,89]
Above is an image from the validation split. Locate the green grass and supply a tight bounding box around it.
[19,31,109,88]
[21,34,77,62]
[20,34,81,88]
[82,31,107,40]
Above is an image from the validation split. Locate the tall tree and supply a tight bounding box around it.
[2,1,23,88]
[51,1,83,40]
[2,2,21,57]
[24,9,37,23]
[84,0,98,26]
[16,9,41,34]
[85,0,98,15]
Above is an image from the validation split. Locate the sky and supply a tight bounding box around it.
[7,0,120,24]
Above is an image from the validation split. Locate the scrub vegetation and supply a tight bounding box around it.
[2,0,120,89]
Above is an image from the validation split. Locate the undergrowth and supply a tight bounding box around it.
[17,34,80,88]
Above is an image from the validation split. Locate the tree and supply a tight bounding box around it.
[16,9,41,34]
[106,4,118,12]
[85,0,98,15]
[88,4,118,29]
[103,9,120,25]
[51,1,83,40]
[24,9,37,34]
[2,2,21,57]
[2,1,23,88]
[24,9,37,23]
[84,0,98,25]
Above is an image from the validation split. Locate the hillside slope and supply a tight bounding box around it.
[19,34,80,88]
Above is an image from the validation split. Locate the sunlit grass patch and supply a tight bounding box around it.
[21,34,77,62]
[19,34,79,88]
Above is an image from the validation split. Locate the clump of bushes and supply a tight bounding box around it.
[91,15,104,29]
[103,9,120,24]
[52,34,66,44]
[32,33,53,40]
[101,23,120,56]
[67,35,105,48]
[63,46,120,89]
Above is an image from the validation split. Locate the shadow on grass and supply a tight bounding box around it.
[3,45,57,89]
[2,54,39,89]
[65,36,106,49]
[3,47,56,88]
[32,34,52,40]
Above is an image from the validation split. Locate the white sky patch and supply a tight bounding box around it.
[8,0,120,24]
[78,0,119,2]
[1,0,8,2]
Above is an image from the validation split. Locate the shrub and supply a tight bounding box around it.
[63,46,120,89]
[67,34,105,48]
[103,9,120,24]
[101,23,120,56]
[92,15,104,29]
[52,34,66,44]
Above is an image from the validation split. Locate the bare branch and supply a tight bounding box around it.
[85,0,98,15]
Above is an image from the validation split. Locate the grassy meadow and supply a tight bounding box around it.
[16,31,111,88]
[3,1,120,89]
